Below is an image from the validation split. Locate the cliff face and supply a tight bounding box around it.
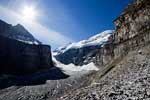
[96,0,150,68]
[114,0,150,59]
[95,42,114,67]
[0,20,53,75]
[114,0,150,44]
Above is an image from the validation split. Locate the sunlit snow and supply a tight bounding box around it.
[53,30,114,55]
[52,56,99,75]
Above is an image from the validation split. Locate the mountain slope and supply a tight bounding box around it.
[59,43,150,100]
[53,30,114,66]
[58,0,150,99]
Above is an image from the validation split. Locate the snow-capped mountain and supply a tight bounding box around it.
[53,30,114,66]
[53,30,114,55]
[0,19,41,44]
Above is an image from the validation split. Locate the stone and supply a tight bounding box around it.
[138,50,142,54]
[146,89,150,96]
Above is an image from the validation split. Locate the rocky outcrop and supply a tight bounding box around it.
[113,0,150,59]
[96,0,150,67]
[0,20,53,75]
[114,0,150,44]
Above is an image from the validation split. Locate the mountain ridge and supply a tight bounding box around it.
[0,19,41,45]
[53,30,114,66]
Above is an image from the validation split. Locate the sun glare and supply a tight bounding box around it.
[22,6,37,20]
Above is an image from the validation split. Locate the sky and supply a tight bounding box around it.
[0,0,133,50]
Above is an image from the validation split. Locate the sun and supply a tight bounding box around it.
[21,6,37,20]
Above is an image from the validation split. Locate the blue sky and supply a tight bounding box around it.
[0,0,132,49]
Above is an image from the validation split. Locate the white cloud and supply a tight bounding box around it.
[0,5,73,47]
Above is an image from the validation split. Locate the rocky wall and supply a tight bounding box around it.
[0,35,53,75]
[96,0,150,68]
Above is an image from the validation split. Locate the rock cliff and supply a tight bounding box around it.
[113,0,150,58]
[96,0,150,68]
[0,20,53,75]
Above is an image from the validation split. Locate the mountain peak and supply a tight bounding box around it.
[15,24,24,28]
[0,19,41,44]
[14,24,29,33]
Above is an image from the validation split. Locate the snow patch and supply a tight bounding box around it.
[17,39,39,45]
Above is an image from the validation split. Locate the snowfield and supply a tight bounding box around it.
[52,30,114,75]
[52,56,99,75]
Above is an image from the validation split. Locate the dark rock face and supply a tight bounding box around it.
[0,20,53,75]
[0,35,53,75]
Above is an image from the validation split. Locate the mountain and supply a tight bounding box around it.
[0,20,53,75]
[0,0,150,100]
[0,20,41,44]
[59,0,150,99]
[53,30,114,66]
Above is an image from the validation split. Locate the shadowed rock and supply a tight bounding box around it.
[0,67,69,90]
[0,20,54,75]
